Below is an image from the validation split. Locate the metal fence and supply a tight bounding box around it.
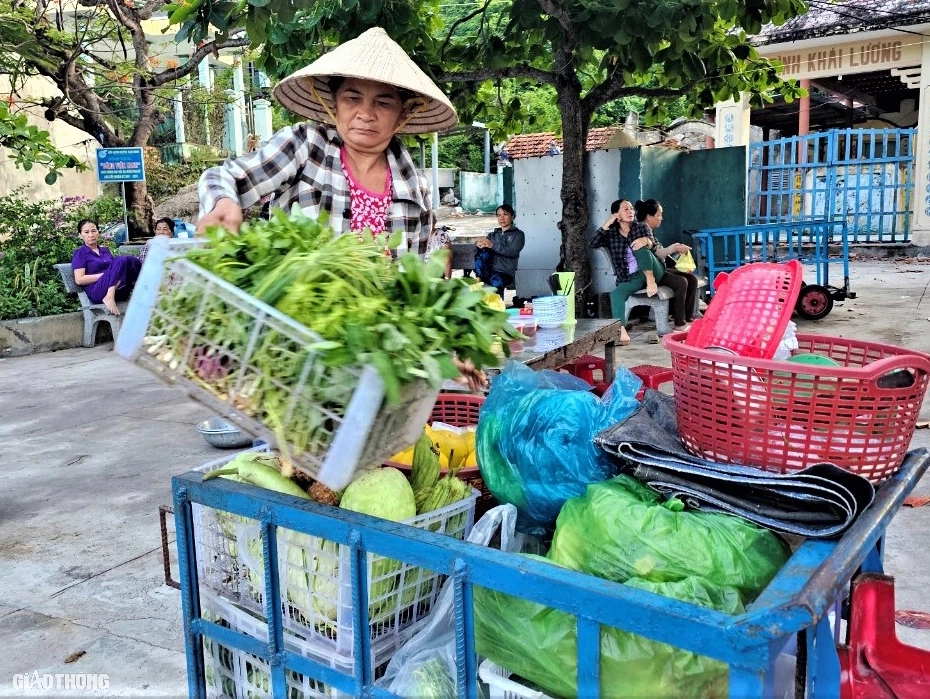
[173,449,930,698]
[748,128,915,244]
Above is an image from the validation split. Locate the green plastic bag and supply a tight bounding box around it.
[473,477,790,697]
[548,476,789,603]
[474,556,734,698]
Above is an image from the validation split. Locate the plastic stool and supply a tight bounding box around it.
[557,354,605,385]
[838,573,930,698]
[629,364,674,391]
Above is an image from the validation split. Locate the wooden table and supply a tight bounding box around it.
[503,318,626,383]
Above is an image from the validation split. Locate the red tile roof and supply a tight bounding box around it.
[504,127,623,159]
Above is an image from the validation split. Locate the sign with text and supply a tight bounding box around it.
[96,147,146,182]
[760,37,921,81]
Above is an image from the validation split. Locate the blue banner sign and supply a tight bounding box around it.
[96,147,146,182]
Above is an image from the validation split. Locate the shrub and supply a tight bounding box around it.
[0,190,116,320]
[144,160,205,203]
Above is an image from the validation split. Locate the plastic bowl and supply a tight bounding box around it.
[196,417,254,449]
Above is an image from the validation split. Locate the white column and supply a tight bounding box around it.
[431,132,440,208]
[174,90,186,144]
[911,41,930,246]
[252,98,273,142]
[714,93,751,148]
[232,59,248,149]
[198,61,213,146]
[225,88,244,156]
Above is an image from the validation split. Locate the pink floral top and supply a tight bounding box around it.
[342,147,393,237]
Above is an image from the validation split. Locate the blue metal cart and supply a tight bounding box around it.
[691,219,854,320]
[175,448,929,698]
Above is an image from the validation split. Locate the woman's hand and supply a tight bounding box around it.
[197,198,244,235]
[631,237,651,251]
[600,213,620,230]
[671,242,691,255]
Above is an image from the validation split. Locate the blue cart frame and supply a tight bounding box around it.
[692,220,854,319]
[175,448,929,698]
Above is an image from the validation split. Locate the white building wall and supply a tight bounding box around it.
[0,75,101,202]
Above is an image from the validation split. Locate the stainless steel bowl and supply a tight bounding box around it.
[196,417,254,449]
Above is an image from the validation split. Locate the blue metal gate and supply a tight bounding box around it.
[748,128,915,243]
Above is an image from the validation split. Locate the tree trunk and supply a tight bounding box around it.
[124,86,161,238]
[554,68,591,319]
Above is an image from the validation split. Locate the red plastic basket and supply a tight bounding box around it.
[664,332,930,482]
[384,393,492,508]
[687,260,802,359]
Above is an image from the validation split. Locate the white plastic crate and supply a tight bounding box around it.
[201,590,389,698]
[192,450,478,660]
[478,660,553,699]
[116,235,438,490]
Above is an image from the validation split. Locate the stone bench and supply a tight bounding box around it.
[625,276,708,336]
[626,285,677,335]
[53,263,127,347]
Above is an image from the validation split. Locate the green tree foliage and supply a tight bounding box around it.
[0,101,84,184]
[0,0,249,232]
[168,0,808,293]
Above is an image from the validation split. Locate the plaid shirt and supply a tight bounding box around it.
[589,220,653,283]
[198,123,431,255]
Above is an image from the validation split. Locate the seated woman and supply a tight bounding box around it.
[139,217,175,264]
[589,199,689,344]
[474,204,525,298]
[71,218,142,316]
[634,198,699,324]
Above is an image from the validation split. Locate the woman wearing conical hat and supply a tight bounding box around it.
[197,27,457,257]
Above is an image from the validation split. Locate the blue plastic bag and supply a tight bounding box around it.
[476,361,640,534]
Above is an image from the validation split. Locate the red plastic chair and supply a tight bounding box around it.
[838,573,930,698]
[592,365,674,400]
[629,364,674,391]
[556,354,605,385]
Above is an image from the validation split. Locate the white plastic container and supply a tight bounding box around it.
[479,659,553,699]
[193,450,478,661]
[116,235,438,490]
[200,589,389,698]
[532,295,568,329]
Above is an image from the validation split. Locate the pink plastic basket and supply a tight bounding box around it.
[664,332,930,483]
[686,260,803,359]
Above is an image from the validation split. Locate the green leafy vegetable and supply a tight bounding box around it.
[181,208,519,403]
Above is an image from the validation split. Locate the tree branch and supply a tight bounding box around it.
[581,64,625,114]
[150,34,250,87]
[437,65,555,86]
[137,0,165,20]
[536,0,578,47]
[583,74,701,116]
[440,0,492,63]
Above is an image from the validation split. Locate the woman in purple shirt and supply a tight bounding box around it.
[71,219,142,315]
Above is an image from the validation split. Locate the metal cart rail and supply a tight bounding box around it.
[692,219,854,320]
[175,448,929,698]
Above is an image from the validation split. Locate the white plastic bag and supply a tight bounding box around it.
[381,505,521,697]
[773,321,798,361]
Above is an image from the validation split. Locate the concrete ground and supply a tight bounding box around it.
[3,256,930,696]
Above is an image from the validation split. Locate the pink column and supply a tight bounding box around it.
[798,78,810,163]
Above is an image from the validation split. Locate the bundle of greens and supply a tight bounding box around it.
[183,208,519,404]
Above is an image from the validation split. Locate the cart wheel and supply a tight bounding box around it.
[795,284,833,320]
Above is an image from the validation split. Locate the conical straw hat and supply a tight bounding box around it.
[273,27,458,134]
